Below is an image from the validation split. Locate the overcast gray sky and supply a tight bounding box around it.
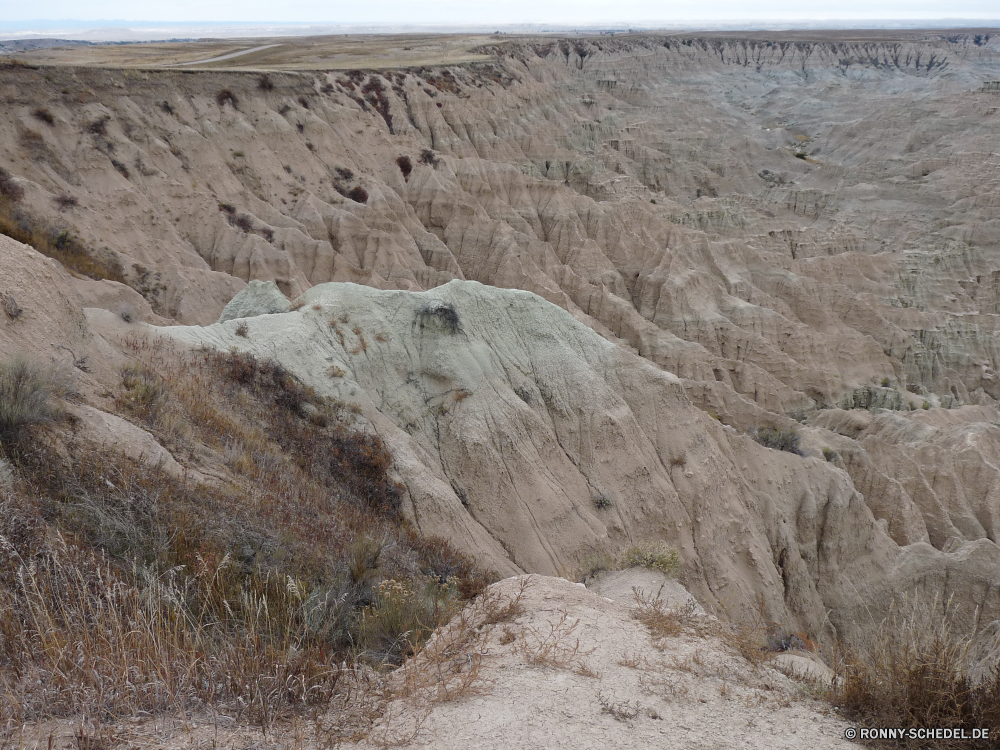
[4,0,1000,24]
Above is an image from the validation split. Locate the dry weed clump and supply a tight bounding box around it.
[619,541,680,575]
[0,346,496,727]
[514,607,597,676]
[391,579,528,705]
[1,292,22,320]
[632,588,776,671]
[396,155,413,179]
[0,356,69,443]
[830,595,1000,748]
[0,192,125,283]
[54,193,78,210]
[347,186,369,204]
[748,426,804,456]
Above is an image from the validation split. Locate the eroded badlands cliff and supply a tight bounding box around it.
[2,30,1000,666]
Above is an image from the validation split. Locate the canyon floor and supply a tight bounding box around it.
[2,27,1000,747]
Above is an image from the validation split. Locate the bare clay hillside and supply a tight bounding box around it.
[3,31,1000,740]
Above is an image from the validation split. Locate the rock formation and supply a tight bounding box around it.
[2,29,1000,670]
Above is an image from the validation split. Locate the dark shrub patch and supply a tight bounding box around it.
[110,159,130,179]
[86,116,109,135]
[0,356,68,444]
[396,155,413,179]
[216,89,239,108]
[347,186,369,204]
[32,107,54,125]
[417,301,461,335]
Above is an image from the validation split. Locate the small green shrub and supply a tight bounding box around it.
[577,550,617,580]
[881,377,891,387]
[922,400,931,410]
[749,426,804,456]
[593,492,612,509]
[620,542,680,575]
[822,447,840,463]
[355,577,457,665]
[0,356,67,443]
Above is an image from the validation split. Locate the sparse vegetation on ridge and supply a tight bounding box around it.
[0,181,125,282]
[0,356,69,443]
[0,348,496,726]
[619,541,680,575]
[748,426,804,456]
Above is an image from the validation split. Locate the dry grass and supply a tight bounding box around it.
[54,193,78,210]
[0,356,69,444]
[632,588,775,671]
[830,595,1000,748]
[619,542,679,575]
[575,541,679,581]
[0,198,125,283]
[0,346,496,728]
[515,609,596,675]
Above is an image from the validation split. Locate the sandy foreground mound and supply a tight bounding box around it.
[345,574,853,750]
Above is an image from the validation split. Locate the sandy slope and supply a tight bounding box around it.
[350,573,855,750]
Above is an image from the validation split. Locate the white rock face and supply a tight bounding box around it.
[161,279,1000,663]
[217,279,289,322]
